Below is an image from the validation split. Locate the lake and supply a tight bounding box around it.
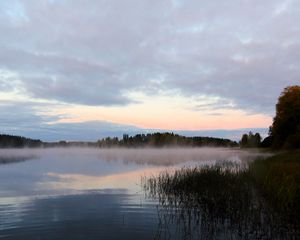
[0,148,264,239]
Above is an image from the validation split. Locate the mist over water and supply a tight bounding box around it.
[0,147,264,166]
[0,148,268,239]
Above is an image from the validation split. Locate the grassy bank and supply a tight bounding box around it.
[143,152,300,239]
[249,151,300,220]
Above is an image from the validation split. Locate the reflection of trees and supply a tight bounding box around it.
[96,148,265,167]
[143,166,299,240]
[0,155,37,165]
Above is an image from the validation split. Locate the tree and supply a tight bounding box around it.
[270,86,300,149]
[240,132,261,148]
[240,134,249,148]
[260,136,273,148]
[254,133,262,147]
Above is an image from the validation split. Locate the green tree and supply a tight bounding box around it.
[240,134,249,148]
[240,132,261,148]
[254,133,261,147]
[270,86,300,149]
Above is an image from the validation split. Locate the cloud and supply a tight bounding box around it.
[0,100,142,141]
[0,0,299,113]
[0,100,65,134]
[0,100,268,141]
[0,48,135,105]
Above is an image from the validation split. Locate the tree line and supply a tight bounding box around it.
[0,134,98,148]
[97,132,238,148]
[0,134,43,148]
[0,133,238,148]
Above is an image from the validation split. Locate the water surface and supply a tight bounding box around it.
[0,148,261,239]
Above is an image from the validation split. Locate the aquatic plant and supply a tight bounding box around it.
[143,160,299,240]
[249,151,300,221]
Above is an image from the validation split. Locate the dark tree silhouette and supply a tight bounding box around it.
[98,132,238,148]
[254,133,262,147]
[0,133,238,148]
[240,134,249,148]
[239,132,261,148]
[0,134,42,148]
[270,86,300,149]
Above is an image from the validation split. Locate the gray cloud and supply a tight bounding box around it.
[0,101,267,141]
[0,100,141,141]
[0,0,299,112]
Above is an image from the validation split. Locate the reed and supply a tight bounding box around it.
[143,154,300,239]
[249,151,300,221]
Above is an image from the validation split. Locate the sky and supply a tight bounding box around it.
[0,0,299,141]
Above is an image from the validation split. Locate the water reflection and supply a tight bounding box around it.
[0,153,37,165]
[0,148,262,197]
[39,167,165,191]
[95,148,262,166]
[143,165,299,239]
[0,148,271,239]
[0,192,160,240]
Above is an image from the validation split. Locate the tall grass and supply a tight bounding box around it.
[249,151,300,221]
[143,155,300,239]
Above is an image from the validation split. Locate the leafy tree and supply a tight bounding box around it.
[270,86,300,149]
[254,133,262,147]
[240,132,261,148]
[260,136,273,148]
[240,134,249,148]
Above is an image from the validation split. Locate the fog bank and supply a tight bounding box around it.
[0,147,270,166]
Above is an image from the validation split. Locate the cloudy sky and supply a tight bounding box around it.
[0,0,299,141]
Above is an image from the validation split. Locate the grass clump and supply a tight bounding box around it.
[249,151,300,220]
[146,164,252,218]
[143,155,300,239]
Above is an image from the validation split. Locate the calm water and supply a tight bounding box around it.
[0,148,261,240]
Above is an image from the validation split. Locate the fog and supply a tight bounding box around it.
[0,149,38,164]
[0,147,270,198]
[0,147,269,166]
[0,146,274,240]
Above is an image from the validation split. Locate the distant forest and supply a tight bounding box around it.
[0,133,238,148]
[98,133,238,148]
[0,134,43,148]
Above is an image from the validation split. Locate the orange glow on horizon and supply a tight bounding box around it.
[41,91,273,131]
